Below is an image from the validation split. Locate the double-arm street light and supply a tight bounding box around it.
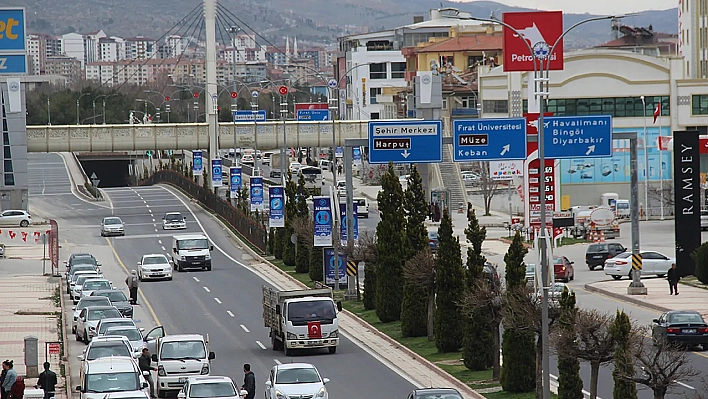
[76,92,92,125]
[93,93,119,125]
[135,98,158,122]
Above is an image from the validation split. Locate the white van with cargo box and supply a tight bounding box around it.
[171,234,213,272]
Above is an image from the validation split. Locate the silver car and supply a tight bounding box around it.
[104,326,146,354]
[73,275,105,304]
[80,279,113,298]
[72,296,112,334]
[265,363,330,399]
[0,210,32,227]
[138,254,173,281]
[76,306,123,343]
[101,216,125,237]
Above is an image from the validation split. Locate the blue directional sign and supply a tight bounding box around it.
[368,120,442,164]
[335,147,343,158]
[211,159,222,187]
[0,9,26,51]
[0,54,27,75]
[233,110,266,122]
[352,147,362,162]
[297,109,330,121]
[543,115,613,159]
[453,118,527,162]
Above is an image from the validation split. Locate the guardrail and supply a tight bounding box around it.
[140,170,268,252]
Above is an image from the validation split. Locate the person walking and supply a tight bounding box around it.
[667,263,680,295]
[1,360,16,399]
[125,270,139,305]
[138,348,156,398]
[36,362,56,399]
[433,203,441,223]
[242,364,255,399]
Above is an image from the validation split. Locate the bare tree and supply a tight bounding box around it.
[347,229,378,265]
[552,309,616,399]
[689,377,708,399]
[459,279,505,379]
[616,327,699,399]
[478,161,499,216]
[290,216,314,246]
[402,248,436,341]
[503,286,560,399]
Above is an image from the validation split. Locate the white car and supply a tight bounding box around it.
[138,254,173,281]
[354,197,369,218]
[70,271,103,298]
[178,376,247,399]
[78,336,135,362]
[0,210,32,227]
[163,213,186,230]
[72,296,112,334]
[265,363,330,399]
[76,306,123,343]
[73,275,106,303]
[75,356,149,399]
[535,282,568,304]
[103,326,146,354]
[241,154,255,165]
[80,279,113,298]
[604,251,675,280]
[96,318,138,338]
[101,216,125,237]
[289,162,302,174]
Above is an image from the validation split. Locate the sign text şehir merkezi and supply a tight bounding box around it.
[372,126,437,135]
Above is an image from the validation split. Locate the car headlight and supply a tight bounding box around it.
[274,390,287,399]
[141,266,150,271]
[315,387,326,398]
[205,254,211,260]
[286,332,297,340]
[329,330,338,338]
[180,256,186,261]
[200,364,209,375]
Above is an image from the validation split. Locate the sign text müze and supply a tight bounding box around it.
[457,134,488,146]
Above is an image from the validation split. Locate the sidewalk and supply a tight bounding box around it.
[0,258,68,399]
[585,278,708,318]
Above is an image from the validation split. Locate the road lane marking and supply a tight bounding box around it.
[274,359,282,365]
[203,287,211,293]
[154,228,158,232]
[152,218,155,222]
[158,240,162,244]
[146,205,150,209]
[214,298,222,304]
[161,246,166,251]
[193,277,200,282]
[256,341,266,350]
[240,325,250,333]
[227,311,235,317]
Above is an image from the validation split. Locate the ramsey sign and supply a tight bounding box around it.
[502,11,564,72]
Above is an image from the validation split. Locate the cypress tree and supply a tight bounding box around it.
[504,231,528,290]
[273,228,284,259]
[309,246,323,282]
[400,166,429,337]
[434,208,465,352]
[363,261,377,310]
[557,288,584,399]
[282,172,297,266]
[462,209,494,371]
[294,175,310,273]
[374,163,407,322]
[611,310,638,399]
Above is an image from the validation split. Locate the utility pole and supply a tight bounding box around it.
[204,0,219,189]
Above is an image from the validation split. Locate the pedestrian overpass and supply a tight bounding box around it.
[25,121,371,153]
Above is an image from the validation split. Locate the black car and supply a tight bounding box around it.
[91,289,133,318]
[652,310,708,348]
[407,388,463,399]
[585,243,626,270]
[66,253,100,269]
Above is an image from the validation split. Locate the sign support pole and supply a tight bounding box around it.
[344,144,356,299]
[627,133,647,294]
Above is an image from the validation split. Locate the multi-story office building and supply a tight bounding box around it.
[61,32,86,68]
[84,30,107,64]
[679,0,708,78]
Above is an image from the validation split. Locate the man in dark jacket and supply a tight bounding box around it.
[139,348,156,398]
[667,263,680,295]
[242,364,255,399]
[36,362,57,399]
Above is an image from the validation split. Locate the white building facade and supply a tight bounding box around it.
[61,32,86,68]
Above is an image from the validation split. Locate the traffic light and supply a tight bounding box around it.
[146,151,153,157]
[168,150,173,156]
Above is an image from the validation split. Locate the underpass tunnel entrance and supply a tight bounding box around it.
[78,159,132,188]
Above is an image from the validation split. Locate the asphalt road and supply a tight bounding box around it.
[28,153,415,399]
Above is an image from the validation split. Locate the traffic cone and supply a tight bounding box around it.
[600,230,606,243]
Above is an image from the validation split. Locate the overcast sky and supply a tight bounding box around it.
[456,0,675,15]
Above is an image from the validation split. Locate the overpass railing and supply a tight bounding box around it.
[26,120,374,152]
[140,170,268,253]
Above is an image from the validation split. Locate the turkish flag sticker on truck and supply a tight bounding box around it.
[502,11,564,72]
[307,321,322,339]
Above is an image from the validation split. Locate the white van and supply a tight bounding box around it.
[171,234,213,272]
[318,159,331,171]
[152,334,215,397]
[354,197,369,218]
[76,356,149,399]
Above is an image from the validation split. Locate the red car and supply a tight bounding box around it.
[553,256,575,282]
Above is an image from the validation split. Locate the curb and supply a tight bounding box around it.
[58,276,73,399]
[583,283,670,313]
[163,184,485,398]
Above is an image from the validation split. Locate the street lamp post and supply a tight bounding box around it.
[640,95,650,220]
[47,96,51,125]
[76,92,91,125]
[228,26,241,122]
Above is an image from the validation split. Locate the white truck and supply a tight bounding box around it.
[262,286,342,356]
[171,234,213,272]
[269,153,289,178]
[151,334,215,398]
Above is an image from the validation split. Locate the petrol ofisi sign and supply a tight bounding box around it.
[502,11,564,72]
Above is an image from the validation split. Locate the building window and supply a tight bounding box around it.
[4,174,14,186]
[371,113,380,119]
[522,96,670,118]
[391,62,406,79]
[3,160,12,173]
[369,87,382,104]
[369,63,386,80]
[692,95,708,115]
[483,100,508,114]
[442,98,447,109]
[461,96,477,109]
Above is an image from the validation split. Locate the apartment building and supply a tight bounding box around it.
[45,56,82,84]
[125,36,156,60]
[61,32,86,68]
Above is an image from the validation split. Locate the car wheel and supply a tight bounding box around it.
[157,389,165,398]
[328,346,337,354]
[20,220,29,227]
[83,330,90,344]
[284,345,291,356]
[100,232,104,237]
[588,265,595,271]
[612,275,622,280]
[167,277,173,281]
[76,330,82,341]
[206,265,212,271]
[177,263,183,272]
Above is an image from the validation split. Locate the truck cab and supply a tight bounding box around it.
[171,234,213,272]
[151,334,215,397]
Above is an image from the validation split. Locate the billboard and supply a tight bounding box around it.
[490,161,523,180]
[313,196,333,247]
[268,186,285,228]
[502,11,564,72]
[673,130,700,277]
[0,8,27,75]
[250,176,264,211]
[295,103,329,111]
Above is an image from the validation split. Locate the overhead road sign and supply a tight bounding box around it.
[297,109,330,121]
[453,118,527,161]
[0,54,27,74]
[233,110,266,122]
[368,120,442,164]
[543,115,612,159]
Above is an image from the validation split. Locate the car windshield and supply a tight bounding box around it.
[669,313,705,324]
[77,276,100,285]
[78,298,111,310]
[588,244,608,252]
[86,343,132,360]
[83,281,111,291]
[165,214,183,222]
[616,202,629,209]
[159,340,206,360]
[275,368,321,384]
[71,265,97,275]
[143,256,168,265]
[287,300,336,322]
[104,218,122,225]
[99,321,134,334]
[552,257,563,264]
[415,392,463,399]
[98,292,128,302]
[106,328,142,341]
[177,239,208,250]
[85,372,139,393]
[526,264,535,273]
[88,309,121,321]
[189,382,236,398]
[73,257,98,266]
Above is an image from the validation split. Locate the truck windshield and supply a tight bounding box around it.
[160,340,206,360]
[177,239,209,250]
[287,300,336,322]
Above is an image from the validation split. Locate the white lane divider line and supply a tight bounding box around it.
[154,228,158,232]
[240,325,250,333]
[146,205,150,209]
[158,240,162,244]
[214,298,222,304]
[676,381,695,390]
[143,200,147,204]
[203,287,211,293]
[152,218,155,222]
[161,246,166,251]
[256,341,266,350]
[227,311,235,317]
[274,359,282,365]
[193,277,200,282]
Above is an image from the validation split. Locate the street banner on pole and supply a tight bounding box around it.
[211,159,222,187]
[193,151,203,173]
[229,167,241,197]
[269,186,285,228]
[323,248,346,285]
[339,202,358,244]
[250,176,264,211]
[313,196,333,247]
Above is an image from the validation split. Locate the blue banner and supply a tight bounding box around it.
[313,196,333,247]
[335,147,343,158]
[269,186,285,228]
[323,248,346,285]
[211,159,222,187]
[193,151,203,173]
[352,146,362,162]
[339,202,358,244]
[250,176,264,211]
[229,167,242,196]
[0,9,26,51]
